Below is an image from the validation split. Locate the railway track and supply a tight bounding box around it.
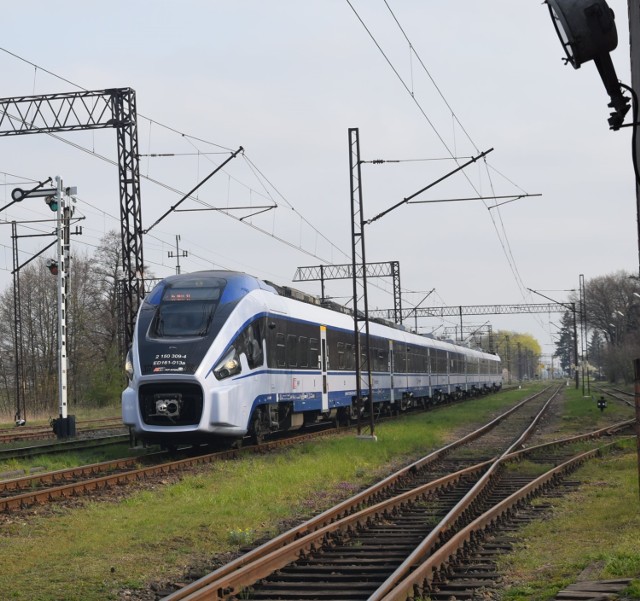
[0,423,349,513]
[595,385,636,408]
[0,416,124,444]
[0,387,509,509]
[0,433,132,462]
[160,386,633,601]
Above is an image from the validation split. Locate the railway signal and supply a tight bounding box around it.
[13,177,78,438]
[50,177,77,439]
[44,195,58,212]
[46,259,58,275]
[597,396,607,412]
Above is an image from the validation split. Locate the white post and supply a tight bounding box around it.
[55,176,68,420]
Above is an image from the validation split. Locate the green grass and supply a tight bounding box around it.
[0,403,122,429]
[1,383,635,601]
[0,387,530,601]
[498,442,640,600]
[561,385,634,427]
[0,443,154,478]
[495,385,640,599]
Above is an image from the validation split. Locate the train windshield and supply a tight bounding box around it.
[152,279,224,338]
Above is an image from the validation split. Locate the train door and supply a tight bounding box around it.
[388,340,395,405]
[320,326,329,412]
[427,348,432,396]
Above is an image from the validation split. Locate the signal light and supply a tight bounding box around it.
[46,259,59,275]
[44,196,58,212]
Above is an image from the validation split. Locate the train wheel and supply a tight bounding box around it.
[250,408,269,445]
[336,407,351,427]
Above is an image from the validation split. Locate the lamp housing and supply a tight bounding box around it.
[546,0,618,68]
[46,259,59,276]
[545,0,630,129]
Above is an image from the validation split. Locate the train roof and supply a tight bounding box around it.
[148,270,499,359]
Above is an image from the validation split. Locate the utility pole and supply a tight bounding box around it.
[629,2,640,277]
[168,235,188,275]
[517,342,522,381]
[11,221,25,426]
[506,335,511,384]
[580,273,591,396]
[349,127,375,439]
[631,1,640,504]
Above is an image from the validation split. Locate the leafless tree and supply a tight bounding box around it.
[0,231,128,419]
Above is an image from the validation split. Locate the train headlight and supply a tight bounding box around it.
[125,350,134,381]
[213,348,241,380]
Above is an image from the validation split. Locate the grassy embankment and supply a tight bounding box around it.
[497,385,640,600]
[0,403,122,430]
[0,384,637,600]
[0,402,140,476]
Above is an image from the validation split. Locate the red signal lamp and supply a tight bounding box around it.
[46,259,59,275]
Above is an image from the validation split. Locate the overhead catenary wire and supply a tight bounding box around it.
[1,33,535,328]
[3,119,346,268]
[0,47,355,274]
[0,43,445,312]
[382,0,481,155]
[346,0,545,325]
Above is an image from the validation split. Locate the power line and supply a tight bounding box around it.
[382,0,480,154]
[0,47,354,273]
[346,1,538,316]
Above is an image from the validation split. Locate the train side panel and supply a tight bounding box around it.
[123,270,502,446]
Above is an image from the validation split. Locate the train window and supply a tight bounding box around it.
[345,343,354,370]
[299,337,309,368]
[240,321,264,369]
[413,350,421,373]
[287,335,298,367]
[376,348,386,372]
[394,345,405,373]
[309,338,319,369]
[337,342,345,370]
[434,349,446,373]
[151,282,222,338]
[276,333,286,367]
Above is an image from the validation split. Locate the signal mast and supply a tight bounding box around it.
[48,176,77,438]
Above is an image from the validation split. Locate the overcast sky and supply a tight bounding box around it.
[0,1,636,358]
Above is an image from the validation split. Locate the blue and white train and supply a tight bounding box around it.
[122,271,502,446]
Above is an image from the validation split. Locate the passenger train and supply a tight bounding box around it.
[122,271,502,446]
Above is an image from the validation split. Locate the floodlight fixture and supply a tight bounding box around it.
[545,0,630,129]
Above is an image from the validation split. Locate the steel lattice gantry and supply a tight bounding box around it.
[369,301,580,389]
[0,88,143,347]
[293,261,402,324]
[369,302,568,342]
[368,302,567,320]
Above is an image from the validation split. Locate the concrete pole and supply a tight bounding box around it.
[55,176,68,422]
[634,359,640,502]
[628,2,640,503]
[630,2,640,276]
